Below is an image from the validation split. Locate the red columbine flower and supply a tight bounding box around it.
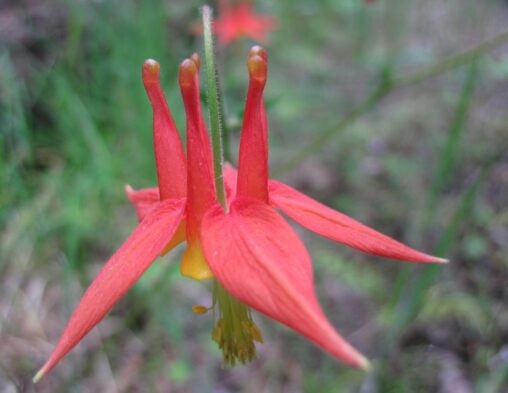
[35,46,446,382]
[213,0,277,45]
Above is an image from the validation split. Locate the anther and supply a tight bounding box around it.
[242,320,264,343]
[191,305,209,314]
[142,59,160,84]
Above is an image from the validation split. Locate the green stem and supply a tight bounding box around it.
[277,29,508,175]
[215,70,232,162]
[202,5,227,209]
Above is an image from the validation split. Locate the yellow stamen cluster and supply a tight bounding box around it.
[211,280,263,366]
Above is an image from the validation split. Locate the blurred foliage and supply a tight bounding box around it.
[1,0,508,392]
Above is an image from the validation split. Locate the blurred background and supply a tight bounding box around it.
[1,0,507,392]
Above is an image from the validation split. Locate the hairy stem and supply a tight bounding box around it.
[202,5,227,209]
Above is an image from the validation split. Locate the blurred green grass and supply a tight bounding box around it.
[1,0,508,392]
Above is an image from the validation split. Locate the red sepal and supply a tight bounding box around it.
[125,185,160,222]
[36,198,186,379]
[269,181,447,263]
[201,198,369,368]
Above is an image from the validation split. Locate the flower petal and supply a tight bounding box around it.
[269,180,446,263]
[142,60,187,200]
[223,163,238,205]
[237,51,269,202]
[34,198,186,381]
[179,59,216,226]
[178,58,217,281]
[201,198,368,368]
[125,185,160,222]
